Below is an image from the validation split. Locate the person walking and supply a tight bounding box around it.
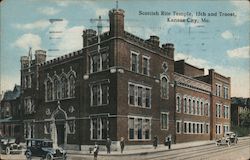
[120,137,125,153]
[93,142,99,160]
[153,135,158,149]
[167,135,172,149]
[106,138,112,154]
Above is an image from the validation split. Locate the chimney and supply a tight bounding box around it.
[82,29,97,47]
[35,50,46,64]
[162,43,174,59]
[109,8,125,37]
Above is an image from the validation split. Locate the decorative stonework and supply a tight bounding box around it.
[45,108,51,115]
[174,73,211,93]
[69,106,75,113]
[162,62,168,73]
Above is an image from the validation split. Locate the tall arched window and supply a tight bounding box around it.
[69,74,75,97]
[46,80,53,101]
[61,76,68,98]
[53,78,60,99]
[161,76,169,98]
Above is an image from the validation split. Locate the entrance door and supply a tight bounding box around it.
[56,122,65,146]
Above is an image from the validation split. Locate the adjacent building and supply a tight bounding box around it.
[0,85,22,138]
[231,97,250,127]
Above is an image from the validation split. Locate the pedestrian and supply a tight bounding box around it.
[167,135,172,149]
[153,135,158,149]
[120,137,125,153]
[93,142,99,160]
[106,138,111,154]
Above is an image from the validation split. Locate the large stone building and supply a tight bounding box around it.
[17,7,231,150]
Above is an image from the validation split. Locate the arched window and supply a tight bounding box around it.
[61,76,68,98]
[161,76,169,98]
[53,78,60,99]
[46,80,53,101]
[184,97,187,113]
[69,74,75,97]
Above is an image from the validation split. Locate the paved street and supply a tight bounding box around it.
[0,138,249,160]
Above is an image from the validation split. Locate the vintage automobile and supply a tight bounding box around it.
[25,138,67,160]
[0,137,23,154]
[216,131,238,146]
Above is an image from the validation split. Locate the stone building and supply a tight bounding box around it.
[0,85,22,138]
[19,7,231,149]
[174,60,231,142]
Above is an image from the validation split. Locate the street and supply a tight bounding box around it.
[0,138,249,160]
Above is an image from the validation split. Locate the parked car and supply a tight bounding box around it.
[0,137,23,154]
[216,131,238,146]
[25,138,67,160]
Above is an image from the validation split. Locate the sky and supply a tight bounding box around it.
[0,0,249,98]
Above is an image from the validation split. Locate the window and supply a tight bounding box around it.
[91,83,109,106]
[184,122,187,133]
[188,99,192,114]
[176,95,181,113]
[197,123,200,133]
[128,82,151,108]
[129,84,135,105]
[131,52,139,73]
[24,97,34,114]
[69,75,75,97]
[53,78,60,99]
[161,112,169,130]
[196,100,200,115]
[188,123,192,133]
[137,119,143,139]
[129,118,134,139]
[200,101,204,115]
[176,121,181,134]
[192,99,196,115]
[101,53,109,70]
[224,105,229,119]
[128,116,151,140]
[138,87,143,106]
[145,88,151,108]
[46,80,53,101]
[61,76,68,98]
[193,123,196,134]
[142,56,150,75]
[224,86,229,99]
[223,125,229,133]
[216,124,222,134]
[91,55,100,73]
[216,104,222,118]
[216,84,221,97]
[183,98,187,113]
[68,120,75,134]
[91,117,108,140]
[206,123,209,134]
[25,75,31,88]
[161,76,169,99]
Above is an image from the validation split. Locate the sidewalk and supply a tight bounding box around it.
[67,140,215,156]
[67,136,250,156]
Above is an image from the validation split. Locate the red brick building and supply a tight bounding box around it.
[19,7,231,149]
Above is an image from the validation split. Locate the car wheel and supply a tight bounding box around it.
[227,141,231,147]
[5,146,10,155]
[25,152,32,160]
[46,153,53,160]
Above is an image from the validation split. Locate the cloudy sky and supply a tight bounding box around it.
[0,0,249,98]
